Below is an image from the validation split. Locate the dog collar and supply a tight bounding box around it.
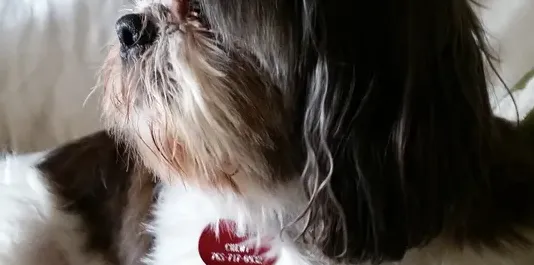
[198,219,278,265]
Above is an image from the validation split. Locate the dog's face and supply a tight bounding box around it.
[101,0,513,263]
[102,0,306,191]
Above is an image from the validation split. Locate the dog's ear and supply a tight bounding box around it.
[296,0,502,262]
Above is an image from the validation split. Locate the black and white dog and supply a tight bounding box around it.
[2,0,534,264]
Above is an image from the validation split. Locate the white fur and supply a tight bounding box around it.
[146,181,310,265]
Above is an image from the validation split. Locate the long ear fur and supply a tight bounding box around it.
[297,0,534,263]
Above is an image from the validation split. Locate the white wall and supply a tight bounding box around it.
[0,0,131,152]
[478,0,534,95]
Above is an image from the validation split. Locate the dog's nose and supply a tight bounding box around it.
[116,14,157,49]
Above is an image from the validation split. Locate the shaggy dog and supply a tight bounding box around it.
[2,0,534,264]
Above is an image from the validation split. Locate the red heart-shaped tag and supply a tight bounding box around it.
[198,219,278,265]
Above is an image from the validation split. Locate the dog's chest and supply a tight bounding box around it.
[146,185,309,265]
[145,184,534,265]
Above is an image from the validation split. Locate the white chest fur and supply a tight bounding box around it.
[146,184,311,265]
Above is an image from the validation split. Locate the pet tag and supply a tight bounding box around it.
[198,219,278,265]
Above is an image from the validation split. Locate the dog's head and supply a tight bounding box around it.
[101,0,510,263]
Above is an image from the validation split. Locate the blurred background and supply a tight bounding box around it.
[0,0,533,153]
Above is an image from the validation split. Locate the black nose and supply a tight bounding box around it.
[116,14,157,49]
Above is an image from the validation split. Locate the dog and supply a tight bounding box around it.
[2,0,534,264]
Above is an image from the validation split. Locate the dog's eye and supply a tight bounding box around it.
[189,0,201,14]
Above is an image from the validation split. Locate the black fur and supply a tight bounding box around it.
[296,0,534,263]
[38,131,156,265]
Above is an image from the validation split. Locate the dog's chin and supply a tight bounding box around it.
[100,5,294,196]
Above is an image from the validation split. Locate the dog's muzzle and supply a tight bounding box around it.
[116,14,158,60]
